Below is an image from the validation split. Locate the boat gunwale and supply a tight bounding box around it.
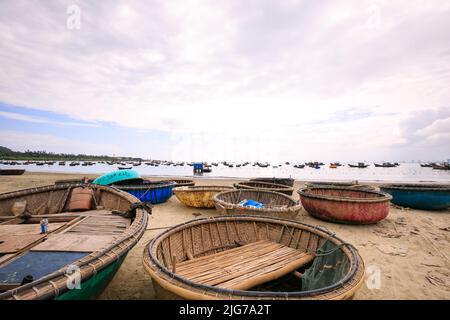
[298,186,392,203]
[234,181,294,193]
[213,189,302,213]
[143,214,365,299]
[113,180,176,190]
[0,183,149,300]
[173,185,234,193]
[379,184,450,192]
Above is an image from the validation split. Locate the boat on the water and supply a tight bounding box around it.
[214,189,301,219]
[143,215,365,300]
[0,169,25,176]
[164,179,195,188]
[432,163,450,170]
[0,183,149,300]
[298,187,392,224]
[173,186,233,208]
[348,163,369,168]
[234,181,294,196]
[379,184,450,210]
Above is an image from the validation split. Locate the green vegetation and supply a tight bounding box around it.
[0,146,142,161]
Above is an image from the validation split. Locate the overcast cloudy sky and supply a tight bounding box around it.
[0,0,449,161]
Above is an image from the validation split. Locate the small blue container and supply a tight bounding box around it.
[240,199,264,209]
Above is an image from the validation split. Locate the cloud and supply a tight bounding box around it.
[0,111,99,127]
[0,1,449,160]
[0,130,121,155]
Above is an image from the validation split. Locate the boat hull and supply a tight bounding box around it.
[0,169,25,175]
[298,188,392,224]
[56,254,126,300]
[379,185,450,210]
[123,185,173,204]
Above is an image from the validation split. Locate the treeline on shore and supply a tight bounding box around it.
[0,146,142,161]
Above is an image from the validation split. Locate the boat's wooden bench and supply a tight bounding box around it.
[175,240,315,290]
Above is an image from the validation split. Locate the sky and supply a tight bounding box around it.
[0,0,449,162]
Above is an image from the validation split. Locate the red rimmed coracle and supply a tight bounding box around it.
[298,187,392,224]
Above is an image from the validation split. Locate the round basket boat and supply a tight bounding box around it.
[0,183,148,300]
[305,181,375,191]
[250,178,295,187]
[379,184,450,210]
[298,187,392,224]
[113,180,176,204]
[174,186,234,208]
[214,189,301,219]
[165,179,195,187]
[234,181,294,196]
[143,215,365,300]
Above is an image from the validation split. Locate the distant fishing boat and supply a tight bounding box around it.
[348,162,369,168]
[0,169,25,176]
[374,162,396,168]
[329,163,337,169]
[118,166,132,170]
[0,183,149,300]
[432,163,450,170]
[420,163,433,168]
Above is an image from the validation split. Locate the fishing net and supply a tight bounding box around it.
[301,240,351,291]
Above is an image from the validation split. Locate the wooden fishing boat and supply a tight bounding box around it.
[379,184,450,210]
[0,169,25,176]
[214,189,302,219]
[250,178,295,187]
[234,181,294,196]
[348,163,369,168]
[164,179,195,188]
[298,187,392,224]
[143,215,365,300]
[173,186,233,208]
[0,183,149,300]
[374,162,396,168]
[305,181,375,191]
[432,163,450,170]
[113,180,176,204]
[329,164,337,169]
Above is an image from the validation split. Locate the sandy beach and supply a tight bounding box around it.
[0,171,449,300]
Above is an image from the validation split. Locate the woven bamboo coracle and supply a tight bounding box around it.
[0,183,148,300]
[234,181,294,196]
[173,186,234,208]
[143,215,365,300]
[214,189,301,219]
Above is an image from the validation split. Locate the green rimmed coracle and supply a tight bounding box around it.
[0,183,149,300]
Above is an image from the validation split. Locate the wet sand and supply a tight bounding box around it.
[0,172,449,299]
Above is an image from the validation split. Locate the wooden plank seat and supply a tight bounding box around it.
[175,240,315,290]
